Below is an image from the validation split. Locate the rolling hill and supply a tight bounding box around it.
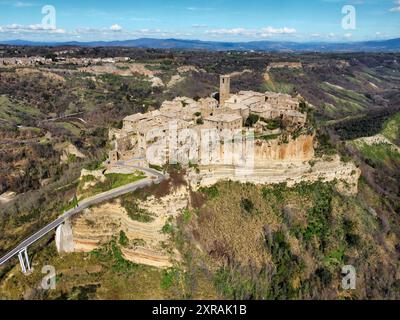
[1,37,400,52]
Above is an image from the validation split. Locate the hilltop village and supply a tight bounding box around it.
[62,75,361,268]
[108,75,359,190]
[110,75,311,166]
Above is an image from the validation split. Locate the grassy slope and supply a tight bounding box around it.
[2,180,398,300]
[382,113,400,145]
[184,181,400,300]
[263,62,398,122]
[347,112,400,175]
[0,239,219,300]
[77,172,146,200]
[350,141,400,169]
[0,95,41,125]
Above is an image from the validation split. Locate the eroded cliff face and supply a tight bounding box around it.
[71,185,189,268]
[206,133,315,167]
[254,134,315,164]
[189,155,361,196]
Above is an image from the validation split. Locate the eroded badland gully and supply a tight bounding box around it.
[60,75,360,268]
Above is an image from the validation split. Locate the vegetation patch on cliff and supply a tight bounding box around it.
[120,194,155,223]
[181,180,399,299]
[0,237,219,300]
[382,112,400,145]
[77,171,146,200]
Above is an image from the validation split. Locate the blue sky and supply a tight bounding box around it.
[0,0,399,42]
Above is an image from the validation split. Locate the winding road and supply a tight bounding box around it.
[0,163,167,267]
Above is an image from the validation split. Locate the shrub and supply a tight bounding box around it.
[149,164,163,172]
[303,184,333,248]
[265,230,303,299]
[315,132,336,157]
[343,218,360,246]
[92,240,137,273]
[240,198,254,213]
[161,268,180,289]
[199,185,219,199]
[111,120,123,129]
[83,160,105,171]
[121,195,155,223]
[213,268,235,298]
[245,114,259,127]
[261,118,281,130]
[119,230,129,247]
[299,101,308,114]
[182,208,193,223]
[261,183,287,203]
[315,268,332,286]
[162,223,173,234]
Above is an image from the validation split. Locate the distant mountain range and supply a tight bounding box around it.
[1,37,400,52]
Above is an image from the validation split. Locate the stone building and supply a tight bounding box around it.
[204,114,243,132]
[219,75,231,106]
[265,92,298,110]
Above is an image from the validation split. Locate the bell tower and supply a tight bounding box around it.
[219,75,231,106]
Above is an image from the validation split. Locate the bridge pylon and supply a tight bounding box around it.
[17,248,31,274]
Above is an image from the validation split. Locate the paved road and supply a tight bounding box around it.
[0,165,166,266]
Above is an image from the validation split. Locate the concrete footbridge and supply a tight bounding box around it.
[0,163,167,273]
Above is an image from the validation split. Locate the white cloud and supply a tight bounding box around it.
[205,26,296,38]
[206,28,247,35]
[374,32,391,39]
[186,7,214,11]
[71,26,176,38]
[192,24,208,28]
[0,23,65,33]
[344,33,352,38]
[110,24,122,32]
[74,27,101,34]
[390,0,400,12]
[260,26,297,37]
[0,1,35,7]
[14,1,34,7]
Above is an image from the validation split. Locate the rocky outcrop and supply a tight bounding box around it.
[352,134,400,153]
[71,185,188,268]
[188,155,361,196]
[78,63,164,87]
[0,191,16,204]
[254,134,315,164]
[267,62,303,71]
[54,142,86,164]
[167,74,185,88]
[177,65,203,73]
[192,134,315,167]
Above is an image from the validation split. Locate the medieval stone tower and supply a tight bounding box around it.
[219,75,231,106]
